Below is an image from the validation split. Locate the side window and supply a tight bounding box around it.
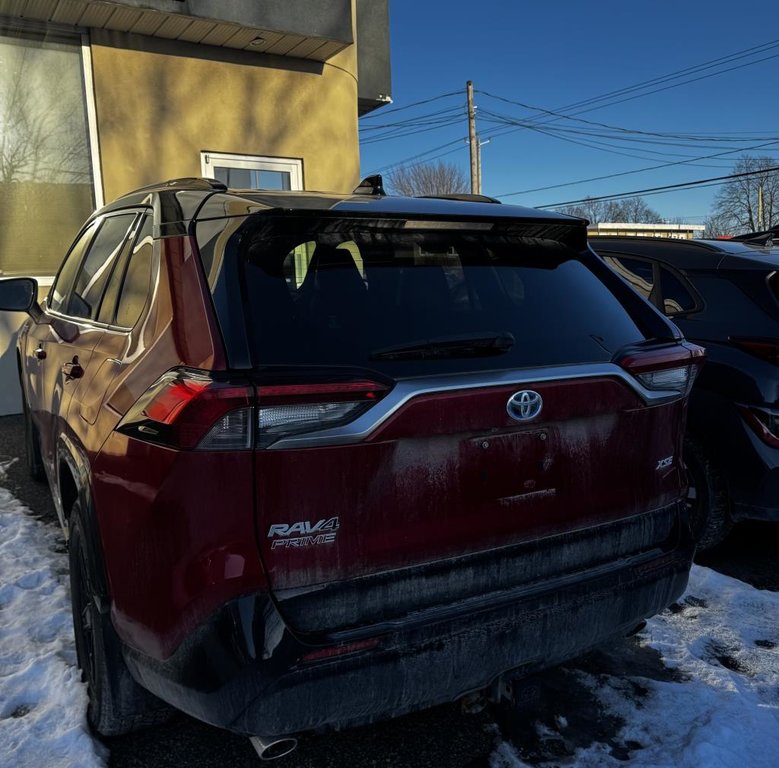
[660,266,697,315]
[604,256,654,301]
[48,222,99,313]
[115,217,154,328]
[67,214,137,319]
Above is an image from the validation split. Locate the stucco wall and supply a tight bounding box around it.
[89,30,361,201]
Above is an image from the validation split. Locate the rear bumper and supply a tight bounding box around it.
[689,391,779,523]
[123,503,694,739]
[728,422,779,522]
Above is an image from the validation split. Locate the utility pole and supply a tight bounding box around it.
[467,81,479,194]
[758,181,765,230]
[476,137,482,194]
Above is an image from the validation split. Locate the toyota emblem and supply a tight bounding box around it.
[507,390,543,422]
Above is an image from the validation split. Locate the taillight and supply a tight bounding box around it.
[730,337,779,364]
[738,406,779,448]
[617,342,705,396]
[116,371,390,450]
[257,380,389,449]
[116,369,253,450]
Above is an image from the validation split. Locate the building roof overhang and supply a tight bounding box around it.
[0,0,353,62]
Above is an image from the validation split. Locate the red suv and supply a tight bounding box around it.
[0,178,702,758]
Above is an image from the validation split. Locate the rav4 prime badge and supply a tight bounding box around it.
[267,517,340,549]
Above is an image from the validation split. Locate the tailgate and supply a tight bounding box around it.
[254,372,687,634]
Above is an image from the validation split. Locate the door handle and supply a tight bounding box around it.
[34,346,46,360]
[62,357,84,380]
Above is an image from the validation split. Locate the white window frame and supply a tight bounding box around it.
[200,151,303,191]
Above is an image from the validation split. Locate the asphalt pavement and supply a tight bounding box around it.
[0,412,775,768]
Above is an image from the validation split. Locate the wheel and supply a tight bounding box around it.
[683,437,733,552]
[22,392,45,481]
[68,501,171,736]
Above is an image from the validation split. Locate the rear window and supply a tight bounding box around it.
[197,216,647,374]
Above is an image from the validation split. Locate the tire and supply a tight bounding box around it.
[22,393,45,482]
[68,501,172,736]
[683,437,733,552]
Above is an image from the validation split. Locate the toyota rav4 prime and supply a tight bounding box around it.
[0,177,703,759]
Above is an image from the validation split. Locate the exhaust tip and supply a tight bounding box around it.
[249,735,298,761]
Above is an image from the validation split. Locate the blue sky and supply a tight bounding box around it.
[359,1,779,223]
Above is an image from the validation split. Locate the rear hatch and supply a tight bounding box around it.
[196,206,700,636]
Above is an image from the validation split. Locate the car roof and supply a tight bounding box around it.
[589,235,779,272]
[95,178,587,243]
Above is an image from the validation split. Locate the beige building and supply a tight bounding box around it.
[0,0,391,414]
[588,222,706,240]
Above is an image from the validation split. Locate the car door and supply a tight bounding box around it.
[77,213,157,440]
[25,213,139,477]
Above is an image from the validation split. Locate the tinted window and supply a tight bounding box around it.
[214,217,647,375]
[660,267,697,315]
[68,214,136,319]
[605,256,654,301]
[49,222,98,313]
[115,217,154,328]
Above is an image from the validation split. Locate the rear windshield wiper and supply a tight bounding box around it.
[370,332,515,360]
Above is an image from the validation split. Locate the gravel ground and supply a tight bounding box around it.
[1,412,776,768]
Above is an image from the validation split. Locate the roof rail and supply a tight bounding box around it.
[353,174,386,196]
[123,177,228,196]
[417,193,501,204]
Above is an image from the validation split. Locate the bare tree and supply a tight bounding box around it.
[703,211,734,239]
[386,161,469,197]
[614,196,663,224]
[0,46,90,185]
[557,195,661,224]
[557,196,608,224]
[710,155,779,234]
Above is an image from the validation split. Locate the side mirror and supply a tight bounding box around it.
[0,277,42,320]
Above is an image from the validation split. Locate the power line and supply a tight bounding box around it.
[493,137,779,198]
[463,39,779,163]
[359,90,460,120]
[363,37,779,180]
[477,94,779,145]
[534,38,779,116]
[533,165,779,209]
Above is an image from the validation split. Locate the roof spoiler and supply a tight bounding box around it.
[731,225,779,246]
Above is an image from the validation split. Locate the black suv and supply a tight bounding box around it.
[592,234,779,549]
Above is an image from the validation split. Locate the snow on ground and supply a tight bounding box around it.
[0,459,106,768]
[0,462,776,768]
[493,567,779,768]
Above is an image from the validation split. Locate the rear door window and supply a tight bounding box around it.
[97,215,154,328]
[67,213,138,320]
[219,217,648,375]
[49,222,99,314]
[659,266,698,315]
[605,254,698,316]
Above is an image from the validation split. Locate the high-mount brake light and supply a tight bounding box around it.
[116,369,253,450]
[617,342,705,397]
[257,380,390,449]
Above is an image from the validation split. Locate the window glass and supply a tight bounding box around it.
[115,217,154,328]
[48,222,98,313]
[202,152,302,192]
[660,266,697,315]
[605,256,654,300]
[67,214,136,319]
[0,28,95,276]
[219,217,647,376]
